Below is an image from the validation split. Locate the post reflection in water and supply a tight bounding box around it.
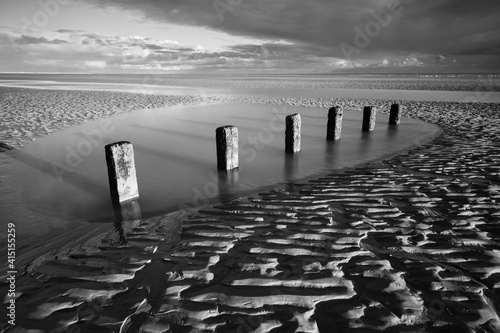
[325,140,341,166]
[112,198,142,222]
[284,152,299,182]
[217,168,240,202]
[13,103,439,222]
[358,131,373,158]
[112,198,142,243]
[387,123,399,140]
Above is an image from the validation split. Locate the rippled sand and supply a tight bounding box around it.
[1,83,500,332]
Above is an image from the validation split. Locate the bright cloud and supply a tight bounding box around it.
[0,0,499,73]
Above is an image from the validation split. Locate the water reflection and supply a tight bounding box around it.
[14,150,106,194]
[217,169,240,202]
[132,124,212,141]
[112,198,142,222]
[387,123,399,140]
[284,152,299,182]
[358,131,373,158]
[13,103,440,222]
[324,140,341,166]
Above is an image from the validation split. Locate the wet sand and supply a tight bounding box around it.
[2,79,500,103]
[1,84,500,332]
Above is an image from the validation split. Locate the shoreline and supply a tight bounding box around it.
[1,72,499,92]
[2,85,500,331]
[0,86,440,268]
[2,80,500,103]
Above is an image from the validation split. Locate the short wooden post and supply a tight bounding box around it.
[389,104,401,125]
[326,106,343,140]
[285,113,301,153]
[362,106,376,132]
[105,141,139,202]
[216,125,238,171]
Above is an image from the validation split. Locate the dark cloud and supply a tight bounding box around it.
[143,43,165,50]
[3,0,500,73]
[15,35,68,45]
[56,29,85,33]
[82,0,500,66]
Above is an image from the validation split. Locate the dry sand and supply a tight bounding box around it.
[1,85,500,332]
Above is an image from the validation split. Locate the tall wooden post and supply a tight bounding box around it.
[105,141,139,202]
[362,106,377,132]
[216,126,239,171]
[327,106,343,140]
[389,104,401,125]
[285,114,301,153]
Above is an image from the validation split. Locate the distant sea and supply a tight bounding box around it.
[1,72,500,102]
[0,72,499,87]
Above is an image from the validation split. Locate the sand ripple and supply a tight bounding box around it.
[1,87,500,332]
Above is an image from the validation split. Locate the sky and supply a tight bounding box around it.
[0,0,499,73]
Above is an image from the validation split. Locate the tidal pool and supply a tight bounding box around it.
[12,103,440,223]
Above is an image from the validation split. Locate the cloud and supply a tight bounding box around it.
[0,27,292,72]
[15,35,69,45]
[80,0,500,70]
[2,0,500,73]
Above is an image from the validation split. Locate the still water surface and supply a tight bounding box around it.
[12,103,440,222]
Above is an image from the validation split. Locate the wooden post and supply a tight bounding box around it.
[285,113,301,153]
[105,141,139,202]
[389,104,401,125]
[216,125,238,171]
[327,106,343,140]
[362,106,376,132]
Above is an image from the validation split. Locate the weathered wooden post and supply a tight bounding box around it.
[285,113,301,153]
[389,104,401,125]
[327,106,343,140]
[216,125,238,171]
[362,106,377,132]
[105,141,139,202]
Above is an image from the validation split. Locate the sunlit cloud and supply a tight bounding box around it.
[0,0,499,72]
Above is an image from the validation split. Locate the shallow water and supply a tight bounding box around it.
[2,79,500,102]
[12,103,440,224]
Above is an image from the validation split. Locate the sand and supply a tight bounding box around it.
[1,82,500,332]
[3,78,500,103]
[2,73,500,91]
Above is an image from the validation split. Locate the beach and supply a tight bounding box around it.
[1,77,500,332]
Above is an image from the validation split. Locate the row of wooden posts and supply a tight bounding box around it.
[105,104,401,203]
